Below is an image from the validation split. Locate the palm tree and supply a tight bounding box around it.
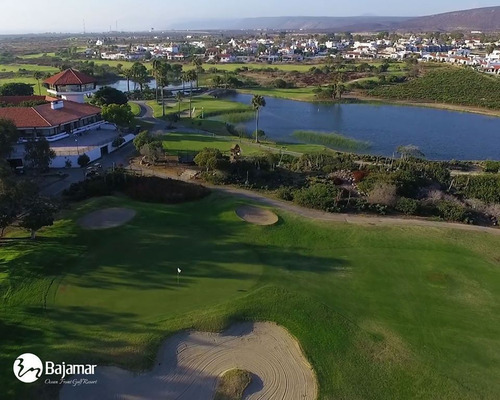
[251,95,266,143]
[33,71,43,95]
[152,59,162,102]
[123,68,133,93]
[184,70,197,118]
[192,57,203,88]
[175,91,184,118]
[157,63,170,117]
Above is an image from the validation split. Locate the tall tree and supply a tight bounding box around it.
[19,196,58,239]
[251,95,266,143]
[24,137,56,171]
[123,68,133,92]
[192,57,203,87]
[156,62,170,117]
[152,59,162,103]
[33,71,44,95]
[184,70,198,118]
[131,62,148,92]
[101,104,134,127]
[91,86,128,106]
[175,91,184,118]
[0,118,19,158]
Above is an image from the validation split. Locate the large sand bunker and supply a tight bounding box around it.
[78,208,137,230]
[59,322,317,400]
[236,206,278,226]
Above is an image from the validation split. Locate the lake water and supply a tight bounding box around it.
[98,80,196,92]
[227,93,500,160]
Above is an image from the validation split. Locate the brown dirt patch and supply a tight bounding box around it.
[78,208,137,230]
[235,205,278,225]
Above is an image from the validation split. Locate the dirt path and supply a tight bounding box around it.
[59,322,317,400]
[134,165,500,236]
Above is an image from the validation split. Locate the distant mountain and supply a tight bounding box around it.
[167,6,500,32]
[400,6,500,32]
[168,16,409,31]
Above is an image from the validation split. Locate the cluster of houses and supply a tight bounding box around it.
[86,33,500,75]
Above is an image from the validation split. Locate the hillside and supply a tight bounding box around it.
[369,67,500,109]
[168,6,500,32]
[401,6,500,32]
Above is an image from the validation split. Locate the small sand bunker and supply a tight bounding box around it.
[59,322,317,400]
[236,205,278,226]
[78,208,136,230]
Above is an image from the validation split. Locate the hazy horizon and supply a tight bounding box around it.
[0,0,498,34]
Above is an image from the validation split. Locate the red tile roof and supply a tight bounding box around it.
[43,68,97,86]
[0,101,101,128]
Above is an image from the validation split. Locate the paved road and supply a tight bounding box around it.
[40,141,136,197]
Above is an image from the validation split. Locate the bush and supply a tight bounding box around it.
[276,186,295,201]
[367,183,398,207]
[63,172,210,204]
[293,183,341,211]
[484,160,500,173]
[436,200,467,222]
[77,154,90,168]
[454,175,500,203]
[396,197,419,215]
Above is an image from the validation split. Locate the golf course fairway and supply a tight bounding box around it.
[1,194,499,399]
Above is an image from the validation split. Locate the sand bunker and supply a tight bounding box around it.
[78,208,137,230]
[235,206,278,226]
[59,322,317,400]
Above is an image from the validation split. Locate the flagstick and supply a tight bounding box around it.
[177,273,179,285]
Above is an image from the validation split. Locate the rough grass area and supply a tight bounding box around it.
[292,130,371,151]
[1,194,499,399]
[214,369,252,400]
[216,110,255,123]
[369,67,500,109]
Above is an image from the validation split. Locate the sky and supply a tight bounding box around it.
[0,0,497,33]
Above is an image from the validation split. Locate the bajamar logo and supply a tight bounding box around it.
[13,353,44,383]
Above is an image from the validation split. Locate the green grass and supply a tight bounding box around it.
[1,194,500,399]
[161,131,332,156]
[147,95,251,119]
[128,101,141,117]
[369,67,500,109]
[162,132,276,156]
[238,87,318,102]
[293,130,371,151]
[0,64,59,73]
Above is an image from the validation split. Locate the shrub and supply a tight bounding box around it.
[276,186,295,201]
[77,154,90,168]
[484,160,500,173]
[436,200,467,222]
[453,175,500,203]
[367,183,398,207]
[63,172,210,204]
[396,197,419,215]
[293,183,341,211]
[112,136,125,148]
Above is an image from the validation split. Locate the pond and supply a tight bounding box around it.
[227,93,500,160]
[98,79,195,92]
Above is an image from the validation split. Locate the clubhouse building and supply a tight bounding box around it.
[1,69,134,168]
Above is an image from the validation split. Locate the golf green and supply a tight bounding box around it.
[1,194,499,399]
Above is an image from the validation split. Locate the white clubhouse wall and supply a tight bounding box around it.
[50,134,135,168]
